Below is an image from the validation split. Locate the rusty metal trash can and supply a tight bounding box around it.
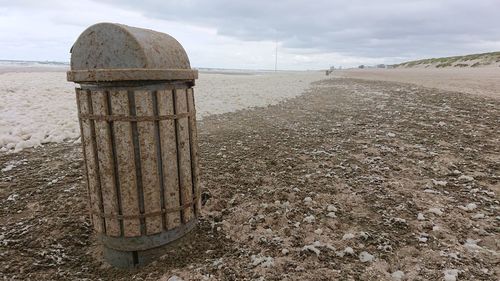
[67,23,201,268]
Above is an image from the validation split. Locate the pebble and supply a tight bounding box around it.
[303,215,315,223]
[458,175,474,182]
[359,251,374,262]
[327,204,337,212]
[429,208,443,216]
[391,271,405,281]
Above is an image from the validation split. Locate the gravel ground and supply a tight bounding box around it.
[1,78,498,280]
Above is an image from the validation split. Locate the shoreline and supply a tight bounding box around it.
[0,66,68,75]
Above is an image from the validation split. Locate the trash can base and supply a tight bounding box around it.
[103,246,157,269]
[102,219,197,269]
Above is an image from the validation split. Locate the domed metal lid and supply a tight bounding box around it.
[67,23,197,82]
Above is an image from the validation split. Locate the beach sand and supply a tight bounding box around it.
[331,68,500,99]
[1,76,498,280]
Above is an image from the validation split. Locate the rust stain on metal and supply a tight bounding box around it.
[157,89,182,229]
[110,90,141,237]
[173,88,194,223]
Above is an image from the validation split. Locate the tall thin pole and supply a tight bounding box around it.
[274,40,278,72]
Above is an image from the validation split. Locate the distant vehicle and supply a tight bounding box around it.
[358,65,365,69]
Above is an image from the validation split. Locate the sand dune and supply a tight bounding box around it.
[393,51,500,69]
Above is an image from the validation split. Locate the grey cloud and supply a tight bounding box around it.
[1,0,499,66]
[98,0,500,59]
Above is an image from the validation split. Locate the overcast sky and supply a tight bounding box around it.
[1,0,499,70]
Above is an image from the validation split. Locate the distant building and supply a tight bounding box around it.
[376,64,386,68]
